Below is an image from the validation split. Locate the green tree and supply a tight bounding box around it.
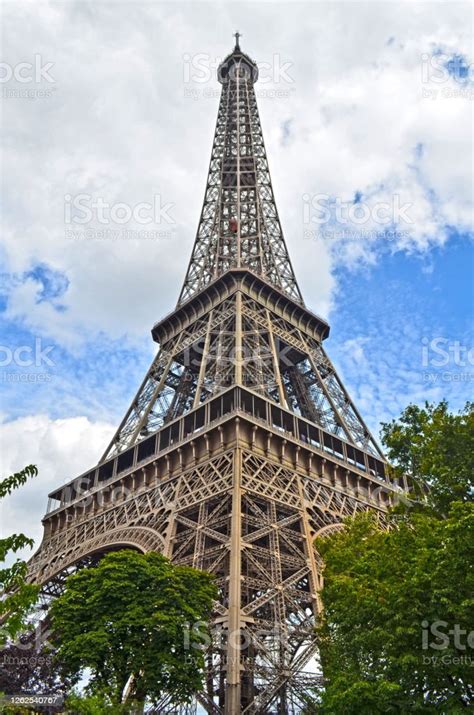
[380,400,473,514]
[50,550,217,710]
[64,691,129,714]
[314,401,474,713]
[316,504,473,713]
[0,465,40,645]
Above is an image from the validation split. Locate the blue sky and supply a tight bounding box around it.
[2,230,471,441]
[0,1,472,549]
[329,231,473,436]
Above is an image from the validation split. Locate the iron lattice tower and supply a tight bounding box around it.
[29,40,401,714]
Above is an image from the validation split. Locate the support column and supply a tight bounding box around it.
[297,474,323,612]
[193,310,213,408]
[235,292,243,385]
[265,308,288,409]
[226,441,242,714]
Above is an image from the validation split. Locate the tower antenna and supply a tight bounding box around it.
[233,30,242,49]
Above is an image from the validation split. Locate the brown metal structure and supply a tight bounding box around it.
[29,39,401,714]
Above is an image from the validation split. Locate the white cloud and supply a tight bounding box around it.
[0,415,114,558]
[1,1,471,346]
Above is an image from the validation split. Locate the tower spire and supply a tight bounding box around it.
[233,30,242,50]
[178,38,303,306]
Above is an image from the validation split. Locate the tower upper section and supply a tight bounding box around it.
[178,39,303,306]
[217,38,259,85]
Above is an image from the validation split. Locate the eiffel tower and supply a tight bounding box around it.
[29,37,400,714]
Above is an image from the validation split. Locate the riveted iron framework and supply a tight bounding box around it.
[177,44,302,307]
[28,40,401,714]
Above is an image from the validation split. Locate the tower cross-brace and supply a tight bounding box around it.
[28,39,401,714]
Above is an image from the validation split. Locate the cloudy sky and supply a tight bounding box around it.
[0,0,472,555]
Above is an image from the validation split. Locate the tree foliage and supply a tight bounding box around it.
[50,549,217,708]
[63,691,130,714]
[380,400,473,514]
[314,401,474,713]
[316,504,473,713]
[0,465,40,645]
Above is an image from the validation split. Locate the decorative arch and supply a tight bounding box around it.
[314,522,345,540]
[32,526,165,586]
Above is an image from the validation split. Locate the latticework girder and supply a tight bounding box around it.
[178,45,303,307]
[102,287,382,461]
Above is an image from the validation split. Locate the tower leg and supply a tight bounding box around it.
[226,446,242,714]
